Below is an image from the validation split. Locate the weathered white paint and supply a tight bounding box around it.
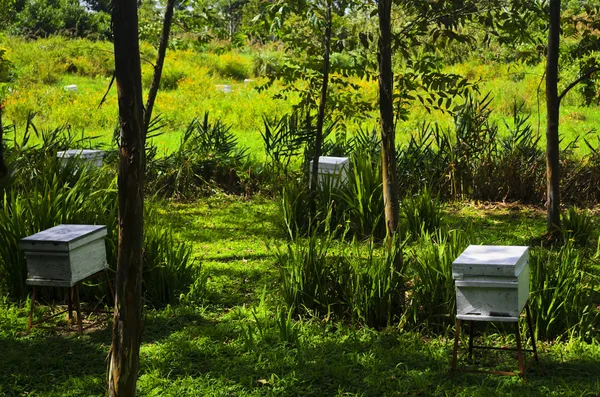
[453,245,529,320]
[21,225,108,287]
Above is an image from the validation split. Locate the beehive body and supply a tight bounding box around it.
[21,225,108,287]
[452,245,529,321]
[309,156,349,187]
[57,149,104,168]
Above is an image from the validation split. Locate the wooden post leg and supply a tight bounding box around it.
[67,287,73,322]
[105,270,115,305]
[74,284,83,335]
[468,320,475,360]
[525,303,539,362]
[452,319,461,371]
[27,286,36,335]
[515,321,525,380]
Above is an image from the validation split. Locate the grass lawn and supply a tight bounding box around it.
[1,196,599,396]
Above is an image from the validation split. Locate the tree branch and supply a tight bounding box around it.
[143,0,175,137]
[559,66,600,103]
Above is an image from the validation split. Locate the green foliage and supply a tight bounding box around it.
[530,244,599,340]
[276,213,404,328]
[406,229,469,330]
[146,112,253,199]
[10,0,111,39]
[0,121,200,305]
[143,217,203,307]
[338,147,384,239]
[562,206,595,246]
[401,187,443,241]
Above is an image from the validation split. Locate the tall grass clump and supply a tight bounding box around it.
[401,187,443,241]
[143,220,202,307]
[529,244,599,340]
[146,112,251,199]
[344,236,405,328]
[406,229,470,330]
[275,214,405,328]
[275,217,343,318]
[339,148,385,239]
[562,206,595,246]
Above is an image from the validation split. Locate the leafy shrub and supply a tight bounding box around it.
[529,245,599,340]
[401,187,443,240]
[142,67,186,90]
[562,206,594,246]
[338,149,385,239]
[143,219,203,307]
[215,52,252,80]
[275,216,405,328]
[406,229,469,330]
[252,50,284,76]
[146,112,250,199]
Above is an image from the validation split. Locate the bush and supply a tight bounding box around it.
[401,187,443,241]
[562,206,595,246]
[406,229,469,330]
[215,52,252,80]
[146,112,251,199]
[529,244,599,340]
[275,216,405,328]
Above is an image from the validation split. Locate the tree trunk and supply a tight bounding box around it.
[377,0,400,239]
[108,0,146,395]
[310,1,332,196]
[144,0,176,136]
[0,107,8,179]
[546,0,561,238]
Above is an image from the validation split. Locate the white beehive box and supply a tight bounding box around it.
[216,84,232,93]
[57,149,104,168]
[21,225,108,287]
[309,156,349,188]
[452,245,529,321]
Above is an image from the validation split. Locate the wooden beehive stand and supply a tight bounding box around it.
[451,303,539,379]
[450,245,540,380]
[21,225,113,335]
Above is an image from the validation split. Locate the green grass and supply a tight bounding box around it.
[1,196,599,396]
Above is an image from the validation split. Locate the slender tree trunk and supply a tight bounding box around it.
[108,0,145,395]
[144,0,176,136]
[311,1,332,196]
[546,0,561,238]
[377,0,400,239]
[0,107,8,179]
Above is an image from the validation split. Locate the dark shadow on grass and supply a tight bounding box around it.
[444,208,546,246]
[157,202,286,245]
[0,333,109,396]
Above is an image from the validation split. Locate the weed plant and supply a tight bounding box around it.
[401,187,443,241]
[529,244,599,340]
[406,229,469,330]
[562,206,595,246]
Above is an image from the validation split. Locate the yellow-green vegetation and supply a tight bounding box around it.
[2,36,600,158]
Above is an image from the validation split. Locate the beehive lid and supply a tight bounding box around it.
[318,156,348,166]
[452,245,528,277]
[21,224,107,252]
[57,149,104,160]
